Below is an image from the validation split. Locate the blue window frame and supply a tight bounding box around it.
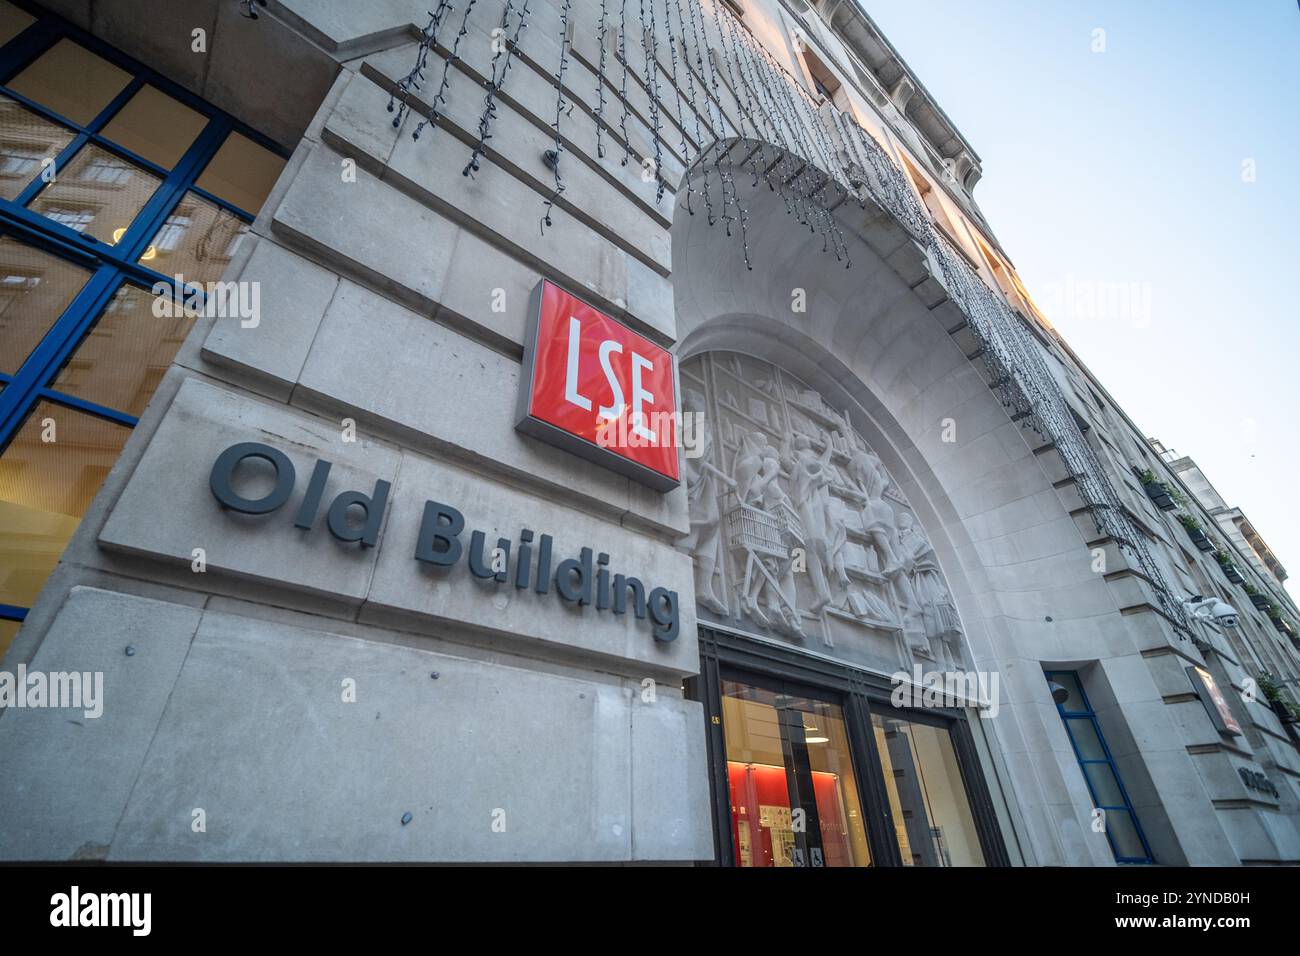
[1045,669,1155,864]
[0,0,289,641]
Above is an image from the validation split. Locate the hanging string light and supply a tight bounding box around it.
[540,0,574,233]
[464,0,532,178]
[662,0,694,214]
[684,0,734,232]
[670,0,711,221]
[717,7,772,193]
[704,0,766,268]
[750,38,843,260]
[744,26,815,227]
[734,31,804,226]
[385,0,859,270]
[639,0,666,203]
[617,0,632,166]
[595,0,610,158]
[387,3,454,131]
[412,0,479,141]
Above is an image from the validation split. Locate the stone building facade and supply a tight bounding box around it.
[1,0,1298,864]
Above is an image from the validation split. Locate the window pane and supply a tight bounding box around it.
[1082,760,1127,808]
[873,714,986,866]
[721,679,871,867]
[194,131,285,214]
[1048,671,1087,712]
[1064,717,1107,761]
[139,190,248,284]
[1102,809,1149,861]
[0,617,20,659]
[100,84,207,170]
[0,236,93,374]
[28,142,162,243]
[6,38,131,126]
[0,400,129,613]
[0,95,75,200]
[796,696,871,867]
[52,283,196,417]
[0,1,36,48]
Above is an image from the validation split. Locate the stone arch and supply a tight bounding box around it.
[670,139,1127,866]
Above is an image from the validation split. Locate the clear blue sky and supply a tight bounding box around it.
[863,0,1300,595]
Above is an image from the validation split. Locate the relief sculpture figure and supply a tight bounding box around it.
[786,431,839,613]
[847,443,898,574]
[730,431,805,639]
[682,389,733,614]
[895,512,963,668]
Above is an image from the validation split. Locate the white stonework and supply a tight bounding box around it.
[1,0,1297,866]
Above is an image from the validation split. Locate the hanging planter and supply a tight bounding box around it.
[1212,550,1246,584]
[1137,468,1176,510]
[1146,485,1176,510]
[1177,514,1214,552]
[1269,699,1299,724]
[1245,588,1271,610]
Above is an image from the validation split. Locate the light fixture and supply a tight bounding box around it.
[109,227,156,260]
[803,720,829,744]
[1048,680,1070,705]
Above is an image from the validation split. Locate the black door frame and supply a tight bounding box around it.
[688,624,1011,867]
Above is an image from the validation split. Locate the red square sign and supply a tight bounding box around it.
[516,279,679,490]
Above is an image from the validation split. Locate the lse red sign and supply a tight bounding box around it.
[516,280,679,490]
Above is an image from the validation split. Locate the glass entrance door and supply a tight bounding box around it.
[720,676,871,867]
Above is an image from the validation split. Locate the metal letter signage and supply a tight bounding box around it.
[207,441,680,643]
[515,279,680,491]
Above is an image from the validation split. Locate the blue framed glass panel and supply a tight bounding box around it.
[1045,669,1155,864]
[0,0,289,653]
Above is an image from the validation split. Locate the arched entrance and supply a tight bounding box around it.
[666,140,1064,866]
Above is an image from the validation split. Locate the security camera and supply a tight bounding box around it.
[1210,601,1240,628]
[1182,595,1240,629]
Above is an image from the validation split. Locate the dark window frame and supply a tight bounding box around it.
[690,624,1011,866]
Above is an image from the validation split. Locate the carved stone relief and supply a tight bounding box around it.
[682,352,966,672]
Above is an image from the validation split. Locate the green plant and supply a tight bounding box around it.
[1213,550,1230,566]
[1177,513,1203,532]
[1169,486,1189,507]
[1137,468,1159,486]
[1244,583,1260,596]
[1257,674,1282,702]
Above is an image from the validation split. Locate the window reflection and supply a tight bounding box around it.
[872,713,986,866]
[0,12,281,651]
[29,142,162,243]
[52,284,196,417]
[0,401,129,655]
[0,236,92,375]
[139,190,248,283]
[0,95,75,201]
